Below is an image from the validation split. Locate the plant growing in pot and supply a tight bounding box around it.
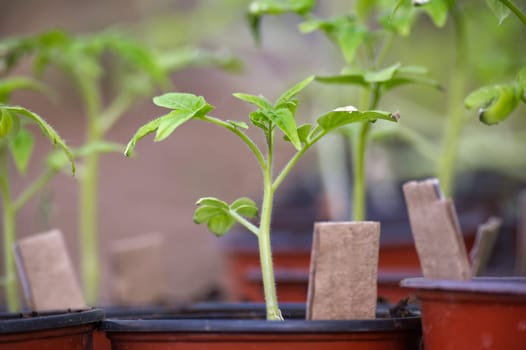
[0,81,105,349]
[99,77,422,349]
[399,4,526,349]
[0,28,241,306]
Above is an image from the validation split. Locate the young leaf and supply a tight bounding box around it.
[233,93,273,110]
[465,84,521,124]
[266,108,302,150]
[418,0,449,27]
[8,128,34,174]
[227,120,249,129]
[0,109,14,137]
[0,77,49,103]
[364,63,401,83]
[315,74,368,87]
[155,110,196,142]
[124,117,163,157]
[193,197,236,236]
[275,75,314,106]
[0,105,75,174]
[486,0,511,25]
[231,197,258,218]
[317,108,398,132]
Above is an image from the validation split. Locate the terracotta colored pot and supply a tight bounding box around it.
[101,304,421,350]
[401,277,526,350]
[0,308,104,350]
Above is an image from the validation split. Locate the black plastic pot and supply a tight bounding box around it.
[100,303,421,350]
[0,308,104,350]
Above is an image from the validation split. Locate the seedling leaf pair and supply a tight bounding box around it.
[194,197,258,236]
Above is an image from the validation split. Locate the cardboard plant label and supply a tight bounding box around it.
[402,178,471,280]
[110,232,168,306]
[15,229,86,311]
[306,221,380,320]
[470,217,502,277]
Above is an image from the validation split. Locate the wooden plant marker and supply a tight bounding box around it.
[110,232,167,306]
[402,178,471,280]
[517,190,526,275]
[306,222,380,320]
[15,229,86,311]
[470,217,502,276]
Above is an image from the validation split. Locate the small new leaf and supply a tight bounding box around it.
[276,75,314,106]
[231,197,258,218]
[194,197,255,237]
[233,93,273,110]
[0,105,75,174]
[8,128,34,174]
[266,108,301,150]
[465,84,521,125]
[317,107,398,132]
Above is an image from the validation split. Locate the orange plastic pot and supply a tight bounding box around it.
[101,305,421,350]
[0,308,104,350]
[401,277,526,350]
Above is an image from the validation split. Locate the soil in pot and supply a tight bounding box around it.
[0,308,104,350]
[401,277,526,350]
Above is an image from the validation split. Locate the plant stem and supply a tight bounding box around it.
[351,85,380,221]
[75,73,102,305]
[437,5,467,198]
[14,168,57,212]
[0,150,19,312]
[498,0,526,26]
[258,158,282,321]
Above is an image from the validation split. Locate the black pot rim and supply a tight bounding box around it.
[100,316,421,334]
[400,277,526,295]
[0,308,104,334]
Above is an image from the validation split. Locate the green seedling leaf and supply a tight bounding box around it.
[248,0,315,44]
[125,117,162,157]
[227,120,249,129]
[381,1,416,36]
[418,0,449,27]
[233,93,273,110]
[300,17,366,64]
[283,123,312,144]
[0,77,49,103]
[364,63,401,83]
[275,75,314,106]
[486,0,511,25]
[317,106,399,132]
[194,197,236,236]
[157,48,242,73]
[266,108,301,150]
[0,109,14,138]
[231,197,258,218]
[465,84,521,125]
[249,111,270,130]
[0,105,74,174]
[315,74,368,87]
[155,110,196,142]
[8,128,34,174]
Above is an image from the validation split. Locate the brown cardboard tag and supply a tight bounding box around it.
[110,232,168,306]
[517,191,526,275]
[15,229,86,311]
[402,179,471,280]
[470,217,501,276]
[306,221,380,320]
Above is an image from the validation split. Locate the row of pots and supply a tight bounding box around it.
[1,277,525,350]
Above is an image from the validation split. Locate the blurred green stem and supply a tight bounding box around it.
[437,5,467,198]
[0,150,19,312]
[75,73,103,305]
[498,0,526,26]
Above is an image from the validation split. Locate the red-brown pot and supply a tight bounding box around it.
[400,277,526,350]
[0,308,103,350]
[101,305,421,350]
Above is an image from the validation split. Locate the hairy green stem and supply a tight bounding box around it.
[437,5,467,198]
[498,0,526,26]
[351,85,380,221]
[259,161,282,320]
[0,151,19,312]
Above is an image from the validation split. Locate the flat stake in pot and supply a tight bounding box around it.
[402,178,471,280]
[470,216,502,276]
[14,229,86,311]
[307,221,380,320]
